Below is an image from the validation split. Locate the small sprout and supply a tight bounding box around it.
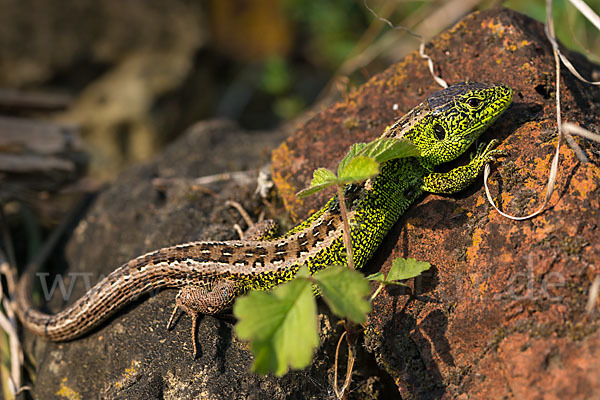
[297,137,420,198]
[233,265,372,376]
[367,257,431,301]
[367,257,431,286]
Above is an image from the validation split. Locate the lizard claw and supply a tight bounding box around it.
[473,139,506,164]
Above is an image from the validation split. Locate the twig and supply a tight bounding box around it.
[225,200,255,228]
[152,170,257,190]
[332,329,356,399]
[563,131,589,164]
[0,89,70,112]
[0,250,26,398]
[586,275,600,315]
[563,122,600,143]
[483,0,564,220]
[363,0,448,88]
[336,186,355,270]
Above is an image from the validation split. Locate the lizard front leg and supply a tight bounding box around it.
[422,139,505,194]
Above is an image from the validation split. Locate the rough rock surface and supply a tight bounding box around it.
[272,7,600,400]
[24,120,392,399]
[23,121,332,399]
[21,7,600,400]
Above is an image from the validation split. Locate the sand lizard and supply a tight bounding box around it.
[15,82,513,357]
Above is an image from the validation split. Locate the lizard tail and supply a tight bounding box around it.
[14,247,202,341]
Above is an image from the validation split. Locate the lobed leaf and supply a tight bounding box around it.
[311,167,337,185]
[234,266,319,376]
[337,142,367,177]
[297,183,335,198]
[338,155,379,183]
[387,257,431,282]
[314,266,371,324]
[357,138,420,163]
[297,168,338,198]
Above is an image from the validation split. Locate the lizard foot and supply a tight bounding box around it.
[225,200,279,240]
[472,139,507,163]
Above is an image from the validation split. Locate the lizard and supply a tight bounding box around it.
[15,82,513,357]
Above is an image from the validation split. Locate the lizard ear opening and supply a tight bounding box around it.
[433,123,446,141]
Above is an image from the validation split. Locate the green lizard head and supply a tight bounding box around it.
[410,82,512,166]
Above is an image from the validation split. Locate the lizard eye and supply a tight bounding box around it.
[433,124,446,140]
[467,97,482,108]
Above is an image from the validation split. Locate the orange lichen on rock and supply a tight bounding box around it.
[271,8,600,399]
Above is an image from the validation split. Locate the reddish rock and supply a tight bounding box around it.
[272,7,600,399]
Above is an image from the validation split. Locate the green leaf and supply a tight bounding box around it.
[234,266,319,376]
[314,266,371,324]
[365,272,385,282]
[297,183,334,198]
[358,138,420,163]
[387,257,431,282]
[296,168,338,198]
[337,142,367,177]
[311,167,337,185]
[338,155,379,182]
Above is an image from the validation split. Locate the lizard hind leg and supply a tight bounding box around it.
[166,279,241,358]
[242,219,279,240]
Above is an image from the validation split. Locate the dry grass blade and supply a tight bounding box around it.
[484,0,577,221]
[587,275,600,315]
[545,31,600,85]
[332,330,355,399]
[333,330,346,398]
[563,122,600,142]
[363,0,448,88]
[0,196,89,397]
[0,252,26,398]
[547,1,600,85]
[569,0,600,32]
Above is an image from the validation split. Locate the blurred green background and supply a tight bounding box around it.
[0,0,598,180]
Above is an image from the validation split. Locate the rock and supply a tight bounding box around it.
[24,121,342,399]
[0,0,204,87]
[22,6,600,399]
[0,0,207,180]
[0,116,86,202]
[272,7,600,399]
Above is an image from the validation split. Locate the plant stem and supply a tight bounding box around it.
[370,283,385,302]
[336,185,354,270]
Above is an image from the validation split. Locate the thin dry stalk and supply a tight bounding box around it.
[337,186,355,270]
[333,330,356,399]
[0,252,25,398]
[563,122,600,143]
[363,0,448,88]
[484,0,567,220]
[587,275,600,315]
